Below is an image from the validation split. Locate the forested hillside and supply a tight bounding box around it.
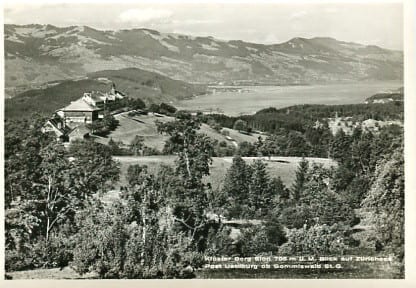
[5,67,206,119]
[5,100,404,278]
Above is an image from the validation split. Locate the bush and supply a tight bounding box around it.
[279,224,351,256]
[239,226,276,256]
[159,103,177,115]
[5,249,34,272]
[221,129,230,136]
[205,226,235,256]
[72,202,199,279]
[238,221,286,257]
[5,232,74,272]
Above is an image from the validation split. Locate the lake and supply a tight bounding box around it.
[175,81,403,116]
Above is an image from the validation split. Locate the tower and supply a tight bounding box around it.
[111,82,116,95]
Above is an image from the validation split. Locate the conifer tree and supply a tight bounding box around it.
[291,158,309,202]
[223,156,251,206]
[249,159,271,217]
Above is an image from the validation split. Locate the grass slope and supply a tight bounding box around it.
[95,112,261,152]
[111,155,336,191]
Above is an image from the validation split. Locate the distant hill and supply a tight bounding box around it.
[5,24,403,91]
[5,67,206,119]
[365,87,404,104]
[365,93,403,103]
[365,87,404,103]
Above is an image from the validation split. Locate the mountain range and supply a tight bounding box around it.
[5,24,403,96]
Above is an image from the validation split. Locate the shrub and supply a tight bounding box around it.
[279,224,350,256]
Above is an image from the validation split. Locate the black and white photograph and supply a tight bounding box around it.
[2,0,414,283]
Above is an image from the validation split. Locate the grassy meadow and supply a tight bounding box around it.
[112,155,336,190]
[96,112,261,151]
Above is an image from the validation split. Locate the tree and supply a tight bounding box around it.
[233,119,248,132]
[156,112,215,246]
[350,130,374,174]
[73,168,199,279]
[159,102,177,115]
[222,156,252,218]
[291,158,309,201]
[238,141,255,156]
[35,143,81,241]
[285,131,310,156]
[72,202,129,278]
[207,119,222,132]
[157,112,214,184]
[223,156,251,202]
[87,120,105,135]
[329,129,351,162]
[69,140,120,196]
[254,136,265,157]
[5,116,124,271]
[281,163,356,229]
[87,113,119,136]
[108,138,123,155]
[362,147,404,261]
[4,117,72,270]
[5,116,52,208]
[48,140,119,232]
[126,164,147,187]
[269,176,290,205]
[101,113,119,133]
[129,98,146,110]
[130,135,145,156]
[249,159,271,217]
[305,122,333,158]
[148,103,160,113]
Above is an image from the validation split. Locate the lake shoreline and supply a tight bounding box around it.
[176,80,403,116]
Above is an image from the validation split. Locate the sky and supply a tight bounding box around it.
[3,1,404,50]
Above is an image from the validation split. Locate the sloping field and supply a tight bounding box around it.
[96,112,260,152]
[113,155,336,190]
[96,113,172,151]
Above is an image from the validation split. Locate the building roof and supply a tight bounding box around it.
[88,91,106,102]
[61,98,102,112]
[44,118,71,136]
[114,90,126,97]
[68,124,90,138]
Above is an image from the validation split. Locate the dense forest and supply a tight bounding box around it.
[4,98,404,278]
[208,102,403,132]
[203,101,403,158]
